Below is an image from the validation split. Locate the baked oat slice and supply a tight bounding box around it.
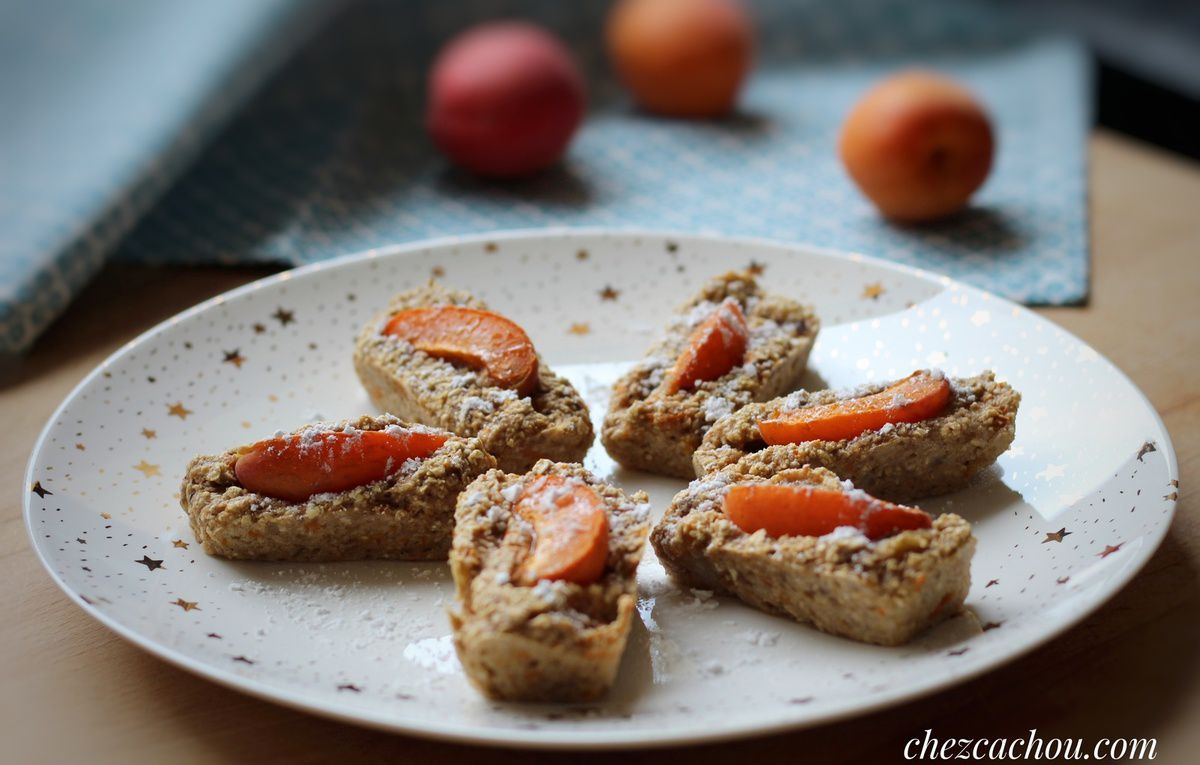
[448,460,651,702]
[694,370,1020,502]
[353,282,593,473]
[651,448,975,646]
[180,414,495,561]
[602,271,819,479]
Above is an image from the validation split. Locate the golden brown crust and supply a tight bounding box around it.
[448,461,650,702]
[651,449,975,645]
[353,283,593,473]
[693,370,1020,502]
[601,272,819,478]
[180,414,496,561]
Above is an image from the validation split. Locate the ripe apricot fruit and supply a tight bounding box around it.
[839,71,994,222]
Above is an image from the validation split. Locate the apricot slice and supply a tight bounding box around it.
[513,475,610,585]
[662,298,749,393]
[758,371,951,444]
[724,483,932,540]
[382,306,539,396]
[234,429,448,502]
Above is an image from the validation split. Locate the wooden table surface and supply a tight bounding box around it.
[3,130,1197,764]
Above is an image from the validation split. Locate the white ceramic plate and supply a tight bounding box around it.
[25,230,1178,748]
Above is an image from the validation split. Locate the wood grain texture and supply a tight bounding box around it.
[2,130,1197,764]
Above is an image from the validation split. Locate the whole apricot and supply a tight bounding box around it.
[606,0,753,118]
[839,71,994,222]
[426,22,585,178]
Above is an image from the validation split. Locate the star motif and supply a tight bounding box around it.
[982,621,1003,632]
[1056,576,1070,584]
[568,322,591,336]
[141,428,157,439]
[167,402,193,419]
[100,512,111,520]
[337,683,362,693]
[31,480,52,498]
[132,460,161,478]
[222,349,246,368]
[1136,441,1157,462]
[431,265,446,278]
[136,556,163,571]
[252,323,266,335]
[1036,463,1066,481]
[1099,543,1124,559]
[1042,527,1071,543]
[484,242,498,253]
[862,282,884,300]
[985,579,999,587]
[272,307,295,326]
[599,285,620,301]
[75,443,85,451]
[171,598,199,612]
[576,249,589,261]
[232,655,255,665]
[172,539,190,549]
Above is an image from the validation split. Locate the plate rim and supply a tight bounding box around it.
[23,227,1180,749]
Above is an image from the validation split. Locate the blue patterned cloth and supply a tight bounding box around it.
[1,0,1090,353]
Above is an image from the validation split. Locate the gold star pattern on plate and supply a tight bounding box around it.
[1136,441,1157,462]
[171,598,199,612]
[222,349,246,368]
[167,402,193,419]
[746,260,765,275]
[862,282,885,300]
[133,460,161,478]
[100,512,112,520]
[31,480,52,498]
[576,249,589,261]
[484,242,498,253]
[272,307,295,326]
[252,322,266,335]
[1042,527,1071,543]
[599,285,620,301]
[1099,543,1124,558]
[431,265,446,278]
[141,428,157,439]
[172,539,190,549]
[568,322,591,336]
[75,443,85,451]
[136,556,163,571]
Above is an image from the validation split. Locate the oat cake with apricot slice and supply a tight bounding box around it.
[602,271,819,479]
[353,283,593,473]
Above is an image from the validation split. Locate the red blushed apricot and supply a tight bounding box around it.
[426,22,585,178]
[606,0,753,118]
[513,475,610,585]
[382,306,539,396]
[234,429,448,502]
[839,71,994,222]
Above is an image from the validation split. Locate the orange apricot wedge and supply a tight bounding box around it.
[758,370,951,444]
[724,483,932,540]
[662,298,749,393]
[234,429,448,502]
[513,475,610,586]
[382,306,539,396]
